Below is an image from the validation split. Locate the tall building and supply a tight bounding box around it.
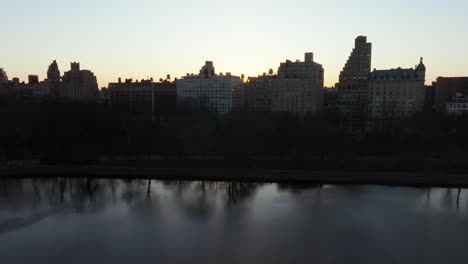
[434,77,468,112]
[246,73,274,112]
[176,61,244,114]
[247,52,324,114]
[109,78,177,115]
[0,68,8,84]
[368,58,426,119]
[47,60,61,97]
[272,52,324,114]
[61,62,98,101]
[337,36,372,126]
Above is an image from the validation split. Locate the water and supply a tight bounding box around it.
[0,179,467,264]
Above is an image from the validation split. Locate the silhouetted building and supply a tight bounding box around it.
[177,61,244,114]
[99,87,110,105]
[272,53,324,114]
[368,58,426,119]
[246,73,274,112]
[324,87,338,112]
[109,79,177,115]
[337,36,372,127]
[425,82,436,112]
[47,60,61,97]
[16,82,53,100]
[434,77,468,112]
[446,92,468,116]
[28,75,39,84]
[0,68,8,84]
[246,53,324,114]
[61,62,98,101]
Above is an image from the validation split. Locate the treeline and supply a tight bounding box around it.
[2,99,468,164]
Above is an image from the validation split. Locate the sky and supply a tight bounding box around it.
[1,0,468,87]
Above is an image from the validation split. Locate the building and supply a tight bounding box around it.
[246,53,324,114]
[28,75,39,84]
[99,87,110,105]
[16,82,53,100]
[324,87,339,112]
[368,58,426,119]
[109,78,177,115]
[176,61,244,114]
[446,92,468,116]
[337,36,372,126]
[271,53,324,114]
[0,68,8,84]
[246,73,274,112]
[47,60,61,97]
[424,82,436,112]
[434,77,468,112]
[61,62,98,101]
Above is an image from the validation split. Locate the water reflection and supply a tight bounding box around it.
[0,179,468,264]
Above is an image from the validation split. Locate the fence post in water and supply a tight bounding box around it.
[457,188,462,204]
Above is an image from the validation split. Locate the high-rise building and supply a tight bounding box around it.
[246,73,274,112]
[47,60,61,97]
[337,36,372,126]
[61,62,98,101]
[271,53,324,114]
[0,68,8,84]
[176,61,244,114]
[434,77,468,112]
[368,58,426,119]
[247,52,324,114]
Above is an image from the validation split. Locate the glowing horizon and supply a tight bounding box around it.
[2,0,468,88]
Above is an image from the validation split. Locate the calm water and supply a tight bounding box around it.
[0,179,468,264]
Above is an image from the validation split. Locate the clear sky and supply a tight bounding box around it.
[1,0,467,87]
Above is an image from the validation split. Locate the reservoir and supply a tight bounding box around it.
[0,179,467,264]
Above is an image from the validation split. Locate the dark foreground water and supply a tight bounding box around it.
[0,179,468,264]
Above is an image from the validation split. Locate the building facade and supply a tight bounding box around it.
[246,52,324,114]
[446,92,468,116]
[16,82,53,100]
[176,61,244,114]
[271,53,324,114]
[434,77,468,112]
[337,36,372,126]
[109,79,177,115]
[246,74,274,112]
[61,62,98,101]
[368,58,426,119]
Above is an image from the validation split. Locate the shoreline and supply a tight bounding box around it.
[1,166,468,188]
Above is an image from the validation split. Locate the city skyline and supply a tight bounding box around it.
[2,0,468,88]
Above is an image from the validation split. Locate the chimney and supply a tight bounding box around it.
[305,53,314,63]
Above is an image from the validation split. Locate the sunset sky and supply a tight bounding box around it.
[2,0,467,87]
